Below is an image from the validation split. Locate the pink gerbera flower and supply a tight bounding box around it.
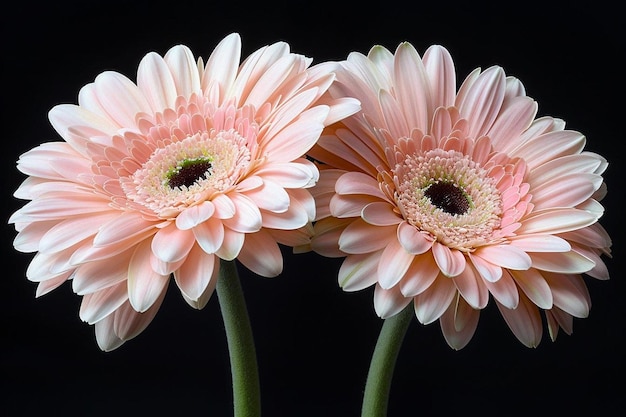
[309,42,612,349]
[9,33,359,351]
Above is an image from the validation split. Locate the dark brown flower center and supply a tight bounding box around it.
[167,158,213,189]
[424,181,470,215]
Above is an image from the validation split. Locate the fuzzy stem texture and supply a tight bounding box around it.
[217,259,261,417]
[361,305,413,417]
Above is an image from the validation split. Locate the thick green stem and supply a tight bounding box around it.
[216,259,261,417]
[361,305,413,417]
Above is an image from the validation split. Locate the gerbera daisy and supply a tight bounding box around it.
[9,33,359,351]
[308,42,612,349]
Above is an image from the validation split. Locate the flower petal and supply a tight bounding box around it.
[151,223,195,262]
[176,201,216,230]
[237,230,283,277]
[338,251,382,291]
[473,244,532,270]
[378,238,414,289]
[373,284,411,319]
[496,292,543,348]
[79,282,128,324]
[173,244,217,302]
[339,219,395,254]
[439,295,480,350]
[397,221,433,255]
[432,242,466,277]
[414,276,456,325]
[127,240,170,312]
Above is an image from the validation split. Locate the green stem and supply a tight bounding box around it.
[216,259,261,417]
[361,305,413,417]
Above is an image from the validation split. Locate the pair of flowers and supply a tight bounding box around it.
[10,32,611,414]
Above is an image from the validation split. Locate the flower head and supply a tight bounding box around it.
[309,42,612,349]
[9,33,359,351]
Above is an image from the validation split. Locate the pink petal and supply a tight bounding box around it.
[509,269,553,309]
[329,194,376,218]
[222,193,262,233]
[339,219,395,254]
[262,87,323,141]
[35,272,71,297]
[373,284,412,319]
[79,281,128,324]
[457,66,506,138]
[414,276,457,324]
[94,315,124,352]
[362,202,403,226]
[439,296,480,350]
[512,130,586,171]
[422,45,456,108]
[378,238,414,289]
[339,252,382,291]
[38,212,116,253]
[93,212,156,247]
[530,250,595,274]
[48,103,117,138]
[509,235,571,252]
[127,240,170,312]
[163,45,201,98]
[527,153,604,185]
[453,263,489,309]
[93,71,152,128]
[237,230,283,277]
[254,160,318,188]
[244,180,290,213]
[397,221,433,255]
[245,53,303,109]
[232,40,290,104]
[473,244,532,270]
[151,223,195,262]
[215,227,245,261]
[259,195,309,230]
[17,193,112,221]
[263,106,327,162]
[431,242,466,277]
[542,272,591,317]
[379,89,410,139]
[176,201,216,230]
[114,291,166,342]
[517,208,598,235]
[393,42,430,132]
[335,171,386,199]
[173,244,217,302]
[192,216,225,254]
[487,96,537,151]
[72,253,131,295]
[496,292,543,348]
[483,269,519,309]
[531,173,603,209]
[399,252,440,297]
[212,194,236,219]
[137,51,178,112]
[201,33,241,102]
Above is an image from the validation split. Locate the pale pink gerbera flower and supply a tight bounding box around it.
[309,42,612,349]
[9,33,359,351]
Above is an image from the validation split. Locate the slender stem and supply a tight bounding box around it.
[361,305,413,417]
[216,259,261,417]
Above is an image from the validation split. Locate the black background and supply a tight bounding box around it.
[2,1,624,416]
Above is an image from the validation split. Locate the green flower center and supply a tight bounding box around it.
[166,157,213,189]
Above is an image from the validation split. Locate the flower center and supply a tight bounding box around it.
[166,157,213,189]
[395,149,502,251]
[121,129,252,218]
[423,181,470,215]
